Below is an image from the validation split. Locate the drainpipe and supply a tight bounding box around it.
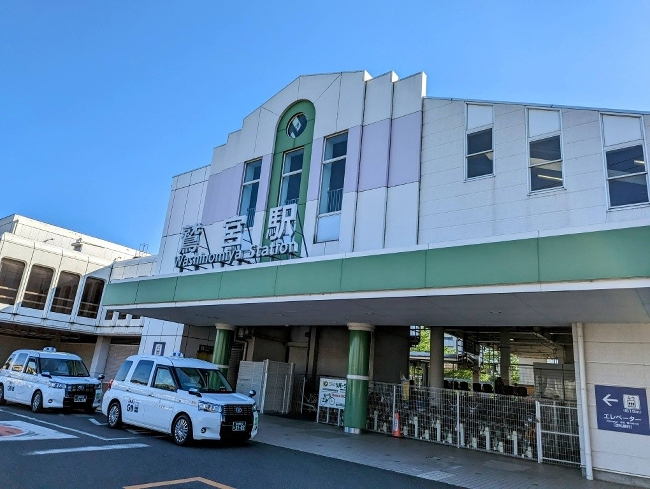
[576,322,593,480]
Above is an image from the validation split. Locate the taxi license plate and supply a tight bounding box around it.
[232,421,246,432]
[74,395,87,403]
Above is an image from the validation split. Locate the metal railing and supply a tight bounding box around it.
[365,381,579,467]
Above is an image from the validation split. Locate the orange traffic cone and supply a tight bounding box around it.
[392,412,402,437]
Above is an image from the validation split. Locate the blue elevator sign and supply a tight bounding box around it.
[594,385,650,436]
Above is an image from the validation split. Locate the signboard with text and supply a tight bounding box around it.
[318,378,346,410]
[595,384,650,436]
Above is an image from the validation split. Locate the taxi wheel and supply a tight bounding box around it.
[107,401,122,429]
[31,391,43,413]
[0,384,5,405]
[172,414,193,446]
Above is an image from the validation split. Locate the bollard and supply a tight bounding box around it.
[512,430,518,456]
[435,419,441,442]
[498,441,504,453]
[423,429,430,441]
[484,426,491,451]
[459,423,465,447]
[471,436,477,449]
[414,416,419,439]
[373,410,378,431]
[446,432,453,444]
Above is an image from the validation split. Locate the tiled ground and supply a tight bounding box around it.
[254,415,627,489]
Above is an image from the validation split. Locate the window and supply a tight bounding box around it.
[114,360,133,381]
[0,258,25,305]
[130,360,154,385]
[22,265,54,310]
[25,358,38,375]
[2,355,15,370]
[77,277,105,318]
[131,314,141,320]
[528,109,563,192]
[316,133,347,242]
[606,145,648,207]
[239,159,262,228]
[105,310,115,320]
[529,136,563,191]
[118,312,127,320]
[153,366,177,391]
[280,148,304,206]
[50,272,80,315]
[466,104,494,179]
[601,115,648,208]
[12,353,27,372]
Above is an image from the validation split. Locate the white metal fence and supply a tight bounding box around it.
[364,382,580,467]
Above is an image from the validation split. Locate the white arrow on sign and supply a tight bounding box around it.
[603,394,619,407]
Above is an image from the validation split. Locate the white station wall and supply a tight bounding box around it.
[577,323,650,484]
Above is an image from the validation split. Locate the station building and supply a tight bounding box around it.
[0,214,147,375]
[5,70,650,485]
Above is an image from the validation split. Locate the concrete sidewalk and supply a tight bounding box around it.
[253,414,625,489]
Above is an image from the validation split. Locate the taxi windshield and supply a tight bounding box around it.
[173,367,233,393]
[40,358,89,377]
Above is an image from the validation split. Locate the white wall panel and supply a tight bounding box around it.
[210,145,226,176]
[353,188,386,252]
[313,76,340,140]
[256,109,279,156]
[494,104,522,128]
[261,78,300,118]
[156,234,179,274]
[581,323,650,480]
[238,109,261,163]
[302,200,318,255]
[602,114,642,147]
[392,72,426,120]
[363,72,396,126]
[467,104,493,130]
[161,184,175,237]
[324,240,340,255]
[528,109,560,137]
[167,186,189,236]
[223,130,241,171]
[337,71,367,131]
[297,73,340,102]
[189,166,208,186]
[176,171,192,189]
[385,182,419,248]
[338,192,357,253]
[183,183,204,226]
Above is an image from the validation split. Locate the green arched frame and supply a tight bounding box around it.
[263,100,316,255]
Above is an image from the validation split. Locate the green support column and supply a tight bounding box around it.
[344,323,374,434]
[212,323,235,378]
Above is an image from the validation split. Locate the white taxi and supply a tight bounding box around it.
[101,353,258,446]
[0,347,104,413]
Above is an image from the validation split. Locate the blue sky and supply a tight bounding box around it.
[1,1,649,253]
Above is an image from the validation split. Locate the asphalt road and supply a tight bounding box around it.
[0,403,462,489]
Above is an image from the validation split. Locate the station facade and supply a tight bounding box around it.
[59,70,650,485]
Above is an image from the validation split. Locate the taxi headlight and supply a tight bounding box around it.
[198,401,222,413]
[48,381,66,389]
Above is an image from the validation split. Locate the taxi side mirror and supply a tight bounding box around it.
[98,374,105,381]
[248,389,256,398]
[42,372,52,379]
[188,388,202,398]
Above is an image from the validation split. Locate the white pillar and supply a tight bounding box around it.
[89,336,111,378]
[428,327,444,388]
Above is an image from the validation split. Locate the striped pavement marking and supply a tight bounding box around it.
[28,443,149,455]
[123,477,235,489]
